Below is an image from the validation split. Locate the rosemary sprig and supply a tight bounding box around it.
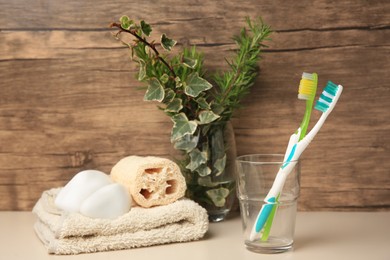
[213,17,272,121]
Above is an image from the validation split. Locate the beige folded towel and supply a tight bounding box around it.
[111,156,186,208]
[33,188,208,255]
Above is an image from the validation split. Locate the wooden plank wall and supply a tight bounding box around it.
[0,0,389,211]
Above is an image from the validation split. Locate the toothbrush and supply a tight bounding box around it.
[297,72,318,140]
[249,81,343,241]
[281,72,318,179]
[260,72,318,241]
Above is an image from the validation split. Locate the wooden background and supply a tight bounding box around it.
[0,0,389,211]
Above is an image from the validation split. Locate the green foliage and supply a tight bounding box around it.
[213,17,272,121]
[144,78,164,102]
[173,134,199,152]
[111,17,271,208]
[170,113,197,142]
[197,110,220,125]
[164,98,183,113]
[206,187,230,207]
[184,72,213,98]
[161,34,177,51]
[119,15,134,30]
[186,148,208,172]
[140,20,152,36]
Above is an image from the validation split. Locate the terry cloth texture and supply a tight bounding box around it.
[33,188,209,255]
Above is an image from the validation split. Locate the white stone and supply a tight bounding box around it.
[55,170,112,213]
[80,183,131,219]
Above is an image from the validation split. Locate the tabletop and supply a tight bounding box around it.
[1,211,389,260]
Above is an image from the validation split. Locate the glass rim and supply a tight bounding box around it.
[236,153,300,164]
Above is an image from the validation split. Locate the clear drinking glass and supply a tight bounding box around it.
[236,154,300,253]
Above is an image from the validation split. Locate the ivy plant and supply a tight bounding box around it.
[110,17,271,208]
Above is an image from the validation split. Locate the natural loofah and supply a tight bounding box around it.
[110,156,186,208]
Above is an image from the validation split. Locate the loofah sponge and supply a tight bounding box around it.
[110,156,186,208]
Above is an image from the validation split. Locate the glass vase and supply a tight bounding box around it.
[182,121,237,222]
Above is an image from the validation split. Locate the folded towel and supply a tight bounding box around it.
[33,188,208,255]
[111,156,186,208]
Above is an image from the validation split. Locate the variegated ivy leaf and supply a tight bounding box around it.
[182,57,198,69]
[184,72,213,97]
[198,110,220,125]
[160,73,169,84]
[206,187,230,207]
[165,98,183,113]
[186,148,208,171]
[119,16,134,30]
[197,176,218,187]
[175,77,183,88]
[214,154,227,176]
[144,45,151,55]
[163,89,176,103]
[195,164,212,177]
[171,113,197,142]
[138,59,146,81]
[140,20,152,36]
[161,34,177,51]
[210,127,225,159]
[144,78,164,102]
[173,133,199,152]
[195,97,210,109]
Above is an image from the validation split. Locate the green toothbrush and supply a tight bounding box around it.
[297,72,318,140]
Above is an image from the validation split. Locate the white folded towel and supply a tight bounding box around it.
[33,188,209,255]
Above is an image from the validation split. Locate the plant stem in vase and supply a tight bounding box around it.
[182,121,237,222]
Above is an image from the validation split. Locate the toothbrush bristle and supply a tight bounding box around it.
[302,72,314,79]
[298,72,317,100]
[314,81,340,112]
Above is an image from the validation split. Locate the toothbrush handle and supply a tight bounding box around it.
[249,199,275,241]
[249,166,292,241]
[265,163,296,201]
[283,129,300,162]
[299,113,328,150]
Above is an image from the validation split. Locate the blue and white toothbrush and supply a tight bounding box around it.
[249,81,343,241]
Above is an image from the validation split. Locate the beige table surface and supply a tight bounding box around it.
[1,211,389,260]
